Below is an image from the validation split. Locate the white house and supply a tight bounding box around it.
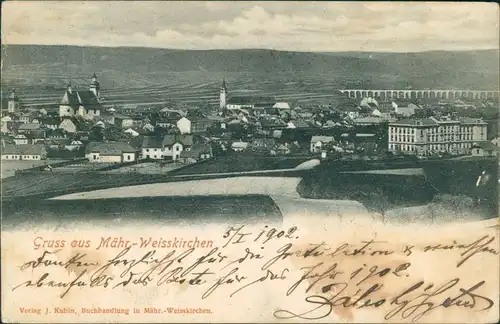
[392,101,419,117]
[231,141,249,152]
[85,142,138,163]
[162,134,193,160]
[310,136,335,153]
[13,134,29,145]
[124,128,140,137]
[141,136,164,160]
[176,117,191,134]
[1,144,47,160]
[59,118,77,133]
[65,140,83,151]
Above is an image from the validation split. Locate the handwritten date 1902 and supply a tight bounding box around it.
[222,225,298,247]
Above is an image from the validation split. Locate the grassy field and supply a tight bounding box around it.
[2,70,352,110]
[1,160,68,179]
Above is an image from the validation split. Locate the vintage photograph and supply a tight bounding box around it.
[1,1,499,323]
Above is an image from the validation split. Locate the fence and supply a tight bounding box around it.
[15,158,89,174]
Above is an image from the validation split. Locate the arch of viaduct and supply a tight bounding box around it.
[339,89,499,100]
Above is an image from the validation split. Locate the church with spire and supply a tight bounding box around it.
[219,77,228,109]
[7,89,20,114]
[59,73,102,120]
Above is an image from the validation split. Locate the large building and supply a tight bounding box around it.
[59,73,102,120]
[388,116,488,155]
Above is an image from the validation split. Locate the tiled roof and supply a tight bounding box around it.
[473,141,500,151]
[142,136,163,148]
[162,134,193,147]
[85,142,138,155]
[390,118,437,126]
[180,143,211,158]
[2,144,44,155]
[458,117,488,125]
[60,90,100,107]
[18,123,41,130]
[41,117,61,125]
[310,136,334,143]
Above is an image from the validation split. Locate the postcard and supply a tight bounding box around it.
[1,1,499,323]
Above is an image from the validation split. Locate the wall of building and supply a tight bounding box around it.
[122,153,136,162]
[142,148,163,159]
[59,105,74,117]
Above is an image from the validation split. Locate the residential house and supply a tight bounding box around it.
[66,140,84,151]
[190,117,214,134]
[162,134,193,160]
[471,142,499,157]
[124,128,140,137]
[1,144,47,160]
[156,116,180,128]
[59,118,77,133]
[41,117,61,130]
[13,134,29,145]
[392,101,420,117]
[47,129,66,140]
[287,120,312,129]
[231,141,249,152]
[276,143,291,155]
[114,114,134,129]
[85,142,138,163]
[259,118,287,136]
[141,136,164,160]
[310,136,335,153]
[19,113,32,124]
[251,138,276,150]
[179,143,212,163]
[18,123,41,134]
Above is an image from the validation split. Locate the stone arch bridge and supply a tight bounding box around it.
[339,89,499,100]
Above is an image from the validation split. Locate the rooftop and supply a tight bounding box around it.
[85,142,138,155]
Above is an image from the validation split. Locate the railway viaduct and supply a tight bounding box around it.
[339,89,499,100]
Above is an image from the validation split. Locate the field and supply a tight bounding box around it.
[1,160,68,179]
[2,70,352,110]
[104,162,184,174]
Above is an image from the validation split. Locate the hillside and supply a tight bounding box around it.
[2,45,498,89]
[1,45,498,109]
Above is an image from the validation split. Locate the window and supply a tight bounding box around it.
[127,155,131,160]
[176,146,180,151]
[146,149,149,152]
[67,108,70,113]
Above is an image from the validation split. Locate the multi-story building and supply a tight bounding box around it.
[388,116,487,155]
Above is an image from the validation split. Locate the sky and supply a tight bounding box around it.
[2,1,499,52]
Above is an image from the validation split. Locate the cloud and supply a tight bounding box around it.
[2,1,498,52]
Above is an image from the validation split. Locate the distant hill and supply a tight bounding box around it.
[1,44,498,91]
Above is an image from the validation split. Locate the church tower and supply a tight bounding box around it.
[8,89,20,113]
[220,77,228,109]
[89,72,100,98]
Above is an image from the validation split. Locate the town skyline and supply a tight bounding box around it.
[2,2,499,52]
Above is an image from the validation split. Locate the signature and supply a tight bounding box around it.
[274,278,494,321]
